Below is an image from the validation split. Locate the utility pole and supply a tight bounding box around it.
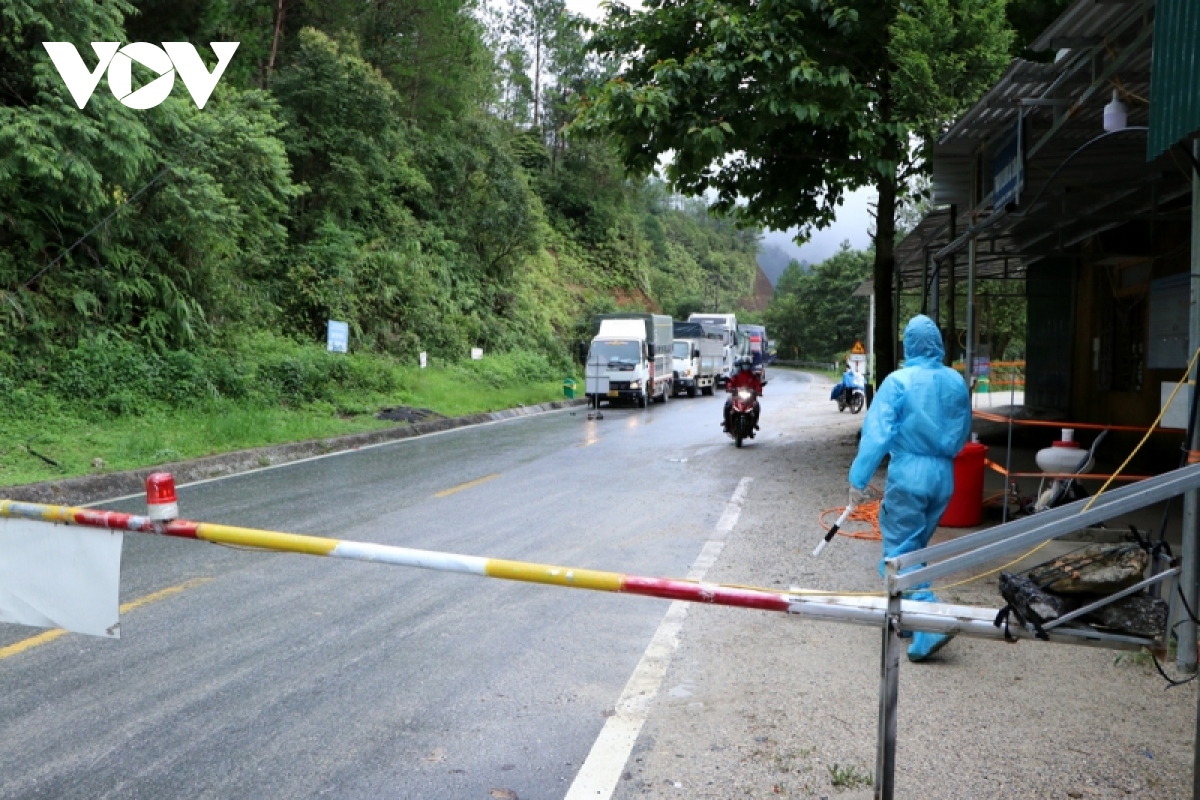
[1181,137,1200,675]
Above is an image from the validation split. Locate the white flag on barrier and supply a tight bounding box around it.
[0,518,123,638]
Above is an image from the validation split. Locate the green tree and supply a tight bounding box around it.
[1,0,295,351]
[766,243,872,362]
[578,0,1012,382]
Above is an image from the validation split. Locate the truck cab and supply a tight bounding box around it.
[586,315,674,407]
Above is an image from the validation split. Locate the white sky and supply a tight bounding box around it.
[562,0,875,266]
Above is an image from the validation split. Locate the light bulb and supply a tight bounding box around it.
[1103,89,1127,132]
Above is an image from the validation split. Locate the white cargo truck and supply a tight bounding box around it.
[585,313,674,408]
[671,321,724,397]
[687,313,739,386]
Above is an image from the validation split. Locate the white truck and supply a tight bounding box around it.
[671,321,724,397]
[585,313,674,408]
[687,313,739,386]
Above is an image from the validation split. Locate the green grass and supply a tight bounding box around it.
[0,366,569,489]
[827,763,872,789]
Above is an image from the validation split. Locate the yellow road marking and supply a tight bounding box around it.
[0,629,66,660]
[0,577,212,662]
[119,577,212,612]
[434,473,501,498]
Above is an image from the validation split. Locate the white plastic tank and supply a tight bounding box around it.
[1035,428,1094,474]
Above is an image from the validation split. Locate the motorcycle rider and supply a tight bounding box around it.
[842,362,865,395]
[723,356,763,433]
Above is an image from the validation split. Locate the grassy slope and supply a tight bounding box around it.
[0,367,567,489]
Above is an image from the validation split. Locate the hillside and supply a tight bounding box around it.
[0,3,761,414]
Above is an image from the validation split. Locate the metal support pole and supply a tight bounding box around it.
[921,249,930,315]
[930,258,941,327]
[875,589,902,800]
[894,259,902,371]
[1183,137,1200,675]
[868,290,876,389]
[964,236,977,391]
[946,207,957,367]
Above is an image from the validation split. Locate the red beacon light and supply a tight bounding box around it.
[145,472,179,522]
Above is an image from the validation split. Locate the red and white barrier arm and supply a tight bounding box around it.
[0,498,794,613]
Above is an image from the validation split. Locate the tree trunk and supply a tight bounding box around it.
[533,31,541,128]
[873,165,898,384]
[268,0,287,76]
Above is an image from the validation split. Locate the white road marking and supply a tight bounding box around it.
[564,476,753,800]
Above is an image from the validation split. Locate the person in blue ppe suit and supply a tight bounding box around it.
[848,315,972,662]
[842,363,865,392]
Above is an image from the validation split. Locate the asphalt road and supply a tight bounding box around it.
[0,371,813,799]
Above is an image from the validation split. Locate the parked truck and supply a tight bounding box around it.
[738,323,770,385]
[687,313,739,387]
[671,321,724,397]
[585,313,674,408]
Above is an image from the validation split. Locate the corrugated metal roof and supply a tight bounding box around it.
[895,0,1191,290]
[1031,0,1152,53]
[1147,0,1200,159]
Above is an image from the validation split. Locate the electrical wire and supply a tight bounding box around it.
[1083,344,1200,511]
[17,166,173,290]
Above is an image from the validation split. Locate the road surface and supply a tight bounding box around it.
[0,371,816,799]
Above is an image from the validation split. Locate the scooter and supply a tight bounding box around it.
[725,388,760,448]
[837,384,865,414]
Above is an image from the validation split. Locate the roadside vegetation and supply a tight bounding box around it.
[0,1,759,487]
[0,342,570,487]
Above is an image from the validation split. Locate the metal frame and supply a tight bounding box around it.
[858,461,1200,799]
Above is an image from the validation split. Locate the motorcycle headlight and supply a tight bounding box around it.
[738,390,754,400]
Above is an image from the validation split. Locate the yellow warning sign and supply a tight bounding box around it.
[851,341,866,355]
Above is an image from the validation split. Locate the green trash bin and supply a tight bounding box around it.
[563,378,577,399]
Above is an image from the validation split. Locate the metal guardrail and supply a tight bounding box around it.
[772,359,838,371]
[887,461,1200,592]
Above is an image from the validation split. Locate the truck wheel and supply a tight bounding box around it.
[701,384,713,397]
[687,385,697,398]
[638,390,648,408]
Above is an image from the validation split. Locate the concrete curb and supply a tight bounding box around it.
[3,397,590,507]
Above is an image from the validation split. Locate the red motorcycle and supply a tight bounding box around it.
[726,387,760,448]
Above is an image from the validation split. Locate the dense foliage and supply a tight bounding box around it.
[0,0,761,415]
[766,244,871,363]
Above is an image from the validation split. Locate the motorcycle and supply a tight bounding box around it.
[832,373,865,414]
[837,384,865,414]
[726,387,760,447]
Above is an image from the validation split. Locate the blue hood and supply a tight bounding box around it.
[903,315,944,367]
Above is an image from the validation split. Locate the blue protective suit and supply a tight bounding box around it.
[848,315,972,661]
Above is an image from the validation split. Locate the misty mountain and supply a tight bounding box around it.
[757,243,808,287]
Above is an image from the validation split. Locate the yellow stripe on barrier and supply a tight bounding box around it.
[486,560,623,592]
[195,523,340,556]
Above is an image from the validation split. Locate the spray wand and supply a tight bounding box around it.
[812,503,854,557]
